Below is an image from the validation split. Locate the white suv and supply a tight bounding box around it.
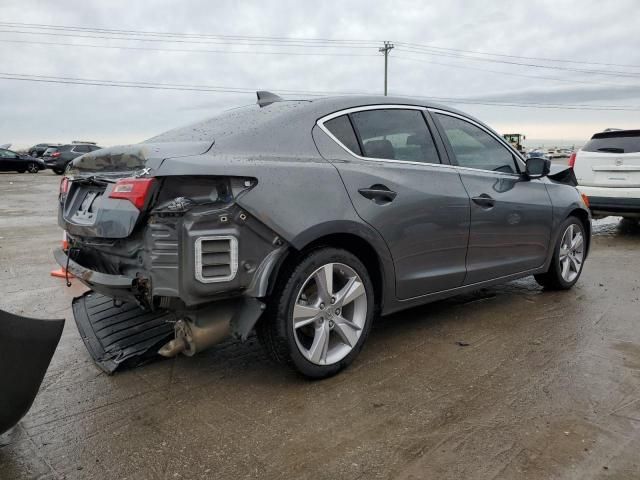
[572,129,640,219]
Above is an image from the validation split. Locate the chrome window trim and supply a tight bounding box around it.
[194,235,238,284]
[317,104,526,177]
[317,105,451,169]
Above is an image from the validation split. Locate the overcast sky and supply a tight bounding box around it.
[1,0,639,149]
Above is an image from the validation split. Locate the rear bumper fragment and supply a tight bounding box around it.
[53,247,138,302]
[72,291,175,373]
[0,309,64,435]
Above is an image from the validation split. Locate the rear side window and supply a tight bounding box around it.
[349,109,440,163]
[582,131,640,153]
[324,115,362,156]
[435,113,518,174]
[74,145,90,153]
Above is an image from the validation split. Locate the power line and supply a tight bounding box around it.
[395,46,640,78]
[0,21,380,45]
[2,21,637,69]
[395,41,640,69]
[394,55,634,87]
[0,38,379,57]
[0,29,378,49]
[1,72,639,111]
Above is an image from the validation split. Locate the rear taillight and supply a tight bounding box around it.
[59,177,69,195]
[109,178,155,210]
[51,152,61,158]
[568,152,577,168]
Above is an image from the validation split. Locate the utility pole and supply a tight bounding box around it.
[379,41,394,96]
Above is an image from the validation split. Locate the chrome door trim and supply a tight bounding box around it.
[317,104,526,177]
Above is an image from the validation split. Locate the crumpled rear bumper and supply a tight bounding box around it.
[0,309,64,435]
[53,247,139,303]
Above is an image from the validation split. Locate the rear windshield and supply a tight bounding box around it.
[43,147,59,154]
[583,130,640,153]
[145,101,309,143]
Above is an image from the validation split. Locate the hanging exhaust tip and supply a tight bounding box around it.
[158,307,234,358]
[158,336,187,357]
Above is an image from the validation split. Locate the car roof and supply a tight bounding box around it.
[592,129,640,139]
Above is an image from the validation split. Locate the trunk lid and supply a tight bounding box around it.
[575,151,640,187]
[575,130,640,188]
[61,141,211,238]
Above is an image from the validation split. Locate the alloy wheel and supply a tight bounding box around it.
[28,163,39,173]
[559,224,584,282]
[292,262,367,365]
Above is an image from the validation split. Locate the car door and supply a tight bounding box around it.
[0,149,17,171]
[317,106,470,300]
[431,110,553,284]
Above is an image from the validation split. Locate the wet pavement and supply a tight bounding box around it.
[1,171,639,479]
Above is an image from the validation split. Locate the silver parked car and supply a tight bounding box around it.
[54,93,591,378]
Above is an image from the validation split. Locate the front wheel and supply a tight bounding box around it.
[535,217,586,290]
[257,248,374,379]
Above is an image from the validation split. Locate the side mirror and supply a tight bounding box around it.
[525,157,551,179]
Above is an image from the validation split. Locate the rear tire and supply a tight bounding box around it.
[257,247,374,379]
[27,162,39,173]
[534,216,586,290]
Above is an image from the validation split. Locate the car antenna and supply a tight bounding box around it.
[256,91,283,107]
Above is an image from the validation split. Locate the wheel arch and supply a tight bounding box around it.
[266,221,396,313]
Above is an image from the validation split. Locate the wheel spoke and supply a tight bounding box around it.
[570,255,582,272]
[335,276,365,308]
[293,303,321,329]
[314,264,334,302]
[333,316,360,347]
[308,322,330,364]
[561,257,570,279]
[571,233,583,250]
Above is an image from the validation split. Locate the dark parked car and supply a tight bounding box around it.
[55,93,591,378]
[43,143,102,174]
[28,143,59,158]
[0,148,45,173]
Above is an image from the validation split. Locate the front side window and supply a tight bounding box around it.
[435,113,518,174]
[349,109,440,164]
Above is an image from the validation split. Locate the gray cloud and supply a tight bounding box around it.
[0,0,639,148]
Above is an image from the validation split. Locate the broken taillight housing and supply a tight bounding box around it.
[59,177,70,195]
[109,178,156,210]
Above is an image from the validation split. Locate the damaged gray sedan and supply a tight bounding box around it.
[55,92,591,378]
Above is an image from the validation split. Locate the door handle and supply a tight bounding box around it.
[358,185,397,204]
[471,194,495,209]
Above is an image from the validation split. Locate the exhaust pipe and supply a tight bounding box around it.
[158,301,235,358]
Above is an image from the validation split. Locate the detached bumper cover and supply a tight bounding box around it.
[0,310,64,435]
[72,291,175,374]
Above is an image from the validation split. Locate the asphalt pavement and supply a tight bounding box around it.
[1,170,639,480]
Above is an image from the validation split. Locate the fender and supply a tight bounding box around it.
[288,219,397,314]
